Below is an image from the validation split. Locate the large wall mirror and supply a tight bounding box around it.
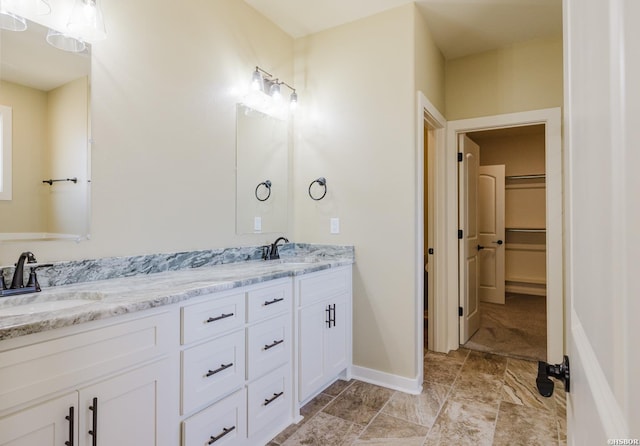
[0,17,91,241]
[236,104,289,234]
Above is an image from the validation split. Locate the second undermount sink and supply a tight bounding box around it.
[0,291,105,316]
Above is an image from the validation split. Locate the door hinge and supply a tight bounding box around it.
[428,248,434,255]
[457,152,463,162]
[458,306,463,316]
[458,229,463,239]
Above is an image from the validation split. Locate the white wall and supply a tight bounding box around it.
[564,0,639,440]
[0,0,294,264]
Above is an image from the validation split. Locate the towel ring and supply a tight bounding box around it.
[308,177,327,201]
[255,180,272,202]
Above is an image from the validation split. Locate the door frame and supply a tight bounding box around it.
[444,108,563,363]
[415,92,447,381]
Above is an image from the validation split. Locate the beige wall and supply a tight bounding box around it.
[0,0,294,264]
[445,36,563,120]
[47,77,89,236]
[415,9,445,113]
[0,80,49,233]
[293,4,443,379]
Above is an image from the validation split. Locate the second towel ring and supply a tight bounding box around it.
[255,180,272,201]
[308,177,327,201]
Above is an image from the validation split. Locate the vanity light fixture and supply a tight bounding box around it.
[0,7,27,31]
[46,28,86,53]
[251,66,298,109]
[2,0,50,16]
[0,0,51,31]
[67,0,106,42]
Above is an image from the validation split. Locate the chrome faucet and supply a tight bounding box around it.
[265,237,289,260]
[10,251,37,289]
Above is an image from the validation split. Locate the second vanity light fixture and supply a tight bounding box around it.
[0,0,106,53]
[252,66,298,110]
[48,0,107,52]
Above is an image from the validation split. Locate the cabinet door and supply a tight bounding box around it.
[78,359,168,446]
[324,294,348,379]
[298,300,327,402]
[0,392,77,446]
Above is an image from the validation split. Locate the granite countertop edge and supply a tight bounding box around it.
[0,258,354,342]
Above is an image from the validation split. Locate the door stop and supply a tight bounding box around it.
[536,355,570,397]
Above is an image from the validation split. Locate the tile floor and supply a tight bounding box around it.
[269,349,566,445]
[464,293,547,361]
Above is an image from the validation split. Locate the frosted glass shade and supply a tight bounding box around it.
[67,0,106,42]
[0,10,27,31]
[46,28,86,53]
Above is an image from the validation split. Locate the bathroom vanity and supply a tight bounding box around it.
[0,246,353,446]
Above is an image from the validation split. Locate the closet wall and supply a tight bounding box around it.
[474,125,547,296]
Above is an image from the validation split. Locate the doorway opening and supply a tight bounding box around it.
[461,125,548,361]
[443,108,562,365]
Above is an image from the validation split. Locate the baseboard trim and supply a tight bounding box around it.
[572,309,628,437]
[505,284,547,296]
[351,365,422,395]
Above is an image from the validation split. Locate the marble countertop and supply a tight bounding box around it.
[0,257,353,341]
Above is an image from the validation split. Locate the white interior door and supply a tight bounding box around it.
[458,134,480,344]
[564,0,639,441]
[478,165,505,304]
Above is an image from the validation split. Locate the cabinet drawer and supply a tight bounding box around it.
[246,281,290,323]
[247,364,290,437]
[297,267,350,307]
[182,388,246,446]
[181,293,245,345]
[182,330,245,415]
[0,311,171,413]
[246,314,290,381]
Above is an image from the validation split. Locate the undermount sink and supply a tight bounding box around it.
[0,291,105,316]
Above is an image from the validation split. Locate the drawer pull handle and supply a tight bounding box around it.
[88,397,98,446]
[206,313,234,323]
[264,391,284,406]
[264,339,284,351]
[264,297,284,306]
[207,426,236,444]
[65,406,74,446]
[206,363,233,377]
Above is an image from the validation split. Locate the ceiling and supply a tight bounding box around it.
[244,0,562,60]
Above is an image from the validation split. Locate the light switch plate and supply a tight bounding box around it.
[330,218,340,234]
[254,217,262,232]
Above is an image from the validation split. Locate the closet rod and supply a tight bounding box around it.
[505,174,546,180]
[506,228,546,233]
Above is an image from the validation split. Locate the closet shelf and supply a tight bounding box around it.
[505,174,545,180]
[506,228,546,233]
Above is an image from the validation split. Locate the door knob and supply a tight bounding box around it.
[492,240,503,245]
[477,244,485,251]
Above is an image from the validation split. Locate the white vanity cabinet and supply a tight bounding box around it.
[179,278,294,446]
[0,310,176,446]
[0,262,353,446]
[0,392,77,446]
[296,266,352,404]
